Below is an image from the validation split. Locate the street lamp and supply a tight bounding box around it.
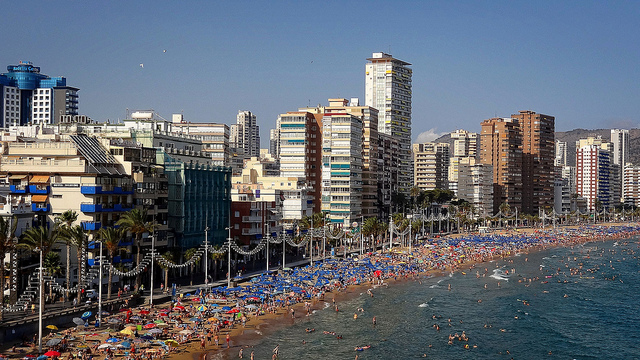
[97,240,103,329]
[265,223,270,273]
[204,224,209,293]
[37,246,43,353]
[310,215,313,267]
[226,226,231,288]
[149,231,155,306]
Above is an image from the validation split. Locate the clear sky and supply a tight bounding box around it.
[2,1,639,146]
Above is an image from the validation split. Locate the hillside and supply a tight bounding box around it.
[433,128,640,166]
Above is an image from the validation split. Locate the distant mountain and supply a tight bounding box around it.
[432,128,640,167]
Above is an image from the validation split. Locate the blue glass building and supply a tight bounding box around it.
[0,61,77,127]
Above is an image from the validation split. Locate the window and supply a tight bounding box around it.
[235,211,240,217]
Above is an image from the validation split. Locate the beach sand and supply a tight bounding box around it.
[2,222,637,360]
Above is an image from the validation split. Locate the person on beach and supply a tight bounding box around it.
[226,334,230,348]
[214,334,219,347]
[372,316,376,326]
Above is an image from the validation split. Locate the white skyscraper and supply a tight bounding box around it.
[365,52,412,195]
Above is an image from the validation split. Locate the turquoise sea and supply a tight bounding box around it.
[215,237,640,359]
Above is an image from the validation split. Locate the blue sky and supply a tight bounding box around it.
[2,1,639,145]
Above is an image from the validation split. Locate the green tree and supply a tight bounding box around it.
[116,209,156,288]
[43,252,62,300]
[98,227,122,298]
[0,216,17,320]
[55,210,78,301]
[18,225,61,313]
[184,248,200,286]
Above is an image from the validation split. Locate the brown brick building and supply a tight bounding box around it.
[480,117,522,215]
[512,110,555,215]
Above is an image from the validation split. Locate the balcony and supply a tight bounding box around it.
[242,216,262,223]
[80,203,102,213]
[10,185,28,194]
[81,221,102,231]
[241,228,261,236]
[114,203,134,211]
[31,203,50,212]
[81,185,134,195]
[28,185,50,194]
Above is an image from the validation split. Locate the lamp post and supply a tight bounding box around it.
[360,215,364,255]
[310,215,313,267]
[226,226,231,288]
[98,240,103,328]
[149,231,154,306]
[204,224,209,293]
[37,246,43,353]
[265,223,270,273]
[282,226,286,270]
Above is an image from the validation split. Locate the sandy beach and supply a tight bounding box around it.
[2,222,638,360]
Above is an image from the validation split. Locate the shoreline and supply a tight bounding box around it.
[185,222,639,360]
[2,222,638,360]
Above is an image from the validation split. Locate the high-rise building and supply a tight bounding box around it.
[448,130,477,195]
[610,129,629,204]
[0,61,78,128]
[457,159,493,218]
[413,142,450,191]
[233,110,260,158]
[512,110,555,215]
[623,163,640,207]
[610,129,629,168]
[365,52,412,195]
[576,144,611,210]
[480,117,522,214]
[170,114,230,167]
[555,140,567,167]
[277,111,322,214]
[321,111,363,224]
[269,128,280,159]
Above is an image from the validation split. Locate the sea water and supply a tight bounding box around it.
[221,238,640,359]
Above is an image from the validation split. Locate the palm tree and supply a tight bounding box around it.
[18,225,61,313]
[60,225,87,304]
[184,248,199,286]
[410,186,421,213]
[43,252,62,301]
[210,246,224,282]
[56,210,77,301]
[116,209,156,288]
[0,216,17,321]
[98,227,122,299]
[160,250,180,292]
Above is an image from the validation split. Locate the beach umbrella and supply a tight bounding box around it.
[72,318,85,326]
[97,344,113,350]
[108,318,121,324]
[164,339,179,347]
[36,356,48,360]
[221,306,231,311]
[120,328,134,336]
[156,323,170,327]
[46,325,58,330]
[226,308,240,314]
[189,317,203,322]
[139,310,150,315]
[43,351,60,357]
[158,312,168,317]
[140,335,154,340]
[121,341,131,349]
[147,328,162,334]
[153,319,165,324]
[143,323,156,329]
[81,311,92,319]
[196,305,207,311]
[45,338,62,346]
[244,304,258,310]
[106,338,120,343]
[178,329,194,335]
